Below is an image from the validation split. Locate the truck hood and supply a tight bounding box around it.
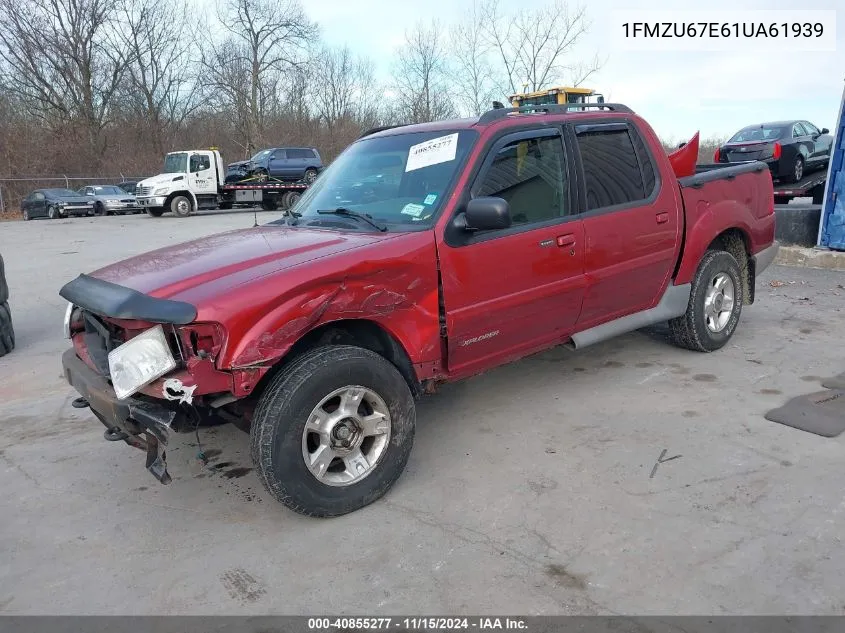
[138,173,186,188]
[88,226,401,304]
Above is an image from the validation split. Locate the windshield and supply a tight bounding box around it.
[283,129,477,232]
[163,152,188,173]
[45,188,78,197]
[729,126,785,143]
[92,186,123,194]
[251,150,272,162]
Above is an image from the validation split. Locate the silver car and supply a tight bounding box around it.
[77,185,141,216]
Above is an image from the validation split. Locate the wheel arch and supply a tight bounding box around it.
[250,319,422,401]
[164,190,197,213]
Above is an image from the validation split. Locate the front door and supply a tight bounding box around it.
[573,121,681,329]
[189,153,217,196]
[438,128,586,376]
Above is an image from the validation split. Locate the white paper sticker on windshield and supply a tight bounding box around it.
[401,203,426,217]
[405,133,458,173]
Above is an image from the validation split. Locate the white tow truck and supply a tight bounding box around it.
[136,149,309,217]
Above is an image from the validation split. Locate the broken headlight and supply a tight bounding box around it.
[108,325,178,400]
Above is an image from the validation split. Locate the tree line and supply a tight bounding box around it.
[0,0,601,183]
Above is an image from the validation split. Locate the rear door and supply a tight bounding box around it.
[573,121,681,329]
[438,127,586,375]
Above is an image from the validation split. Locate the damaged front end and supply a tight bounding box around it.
[60,274,236,485]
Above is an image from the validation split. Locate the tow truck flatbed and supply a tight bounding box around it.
[773,170,827,204]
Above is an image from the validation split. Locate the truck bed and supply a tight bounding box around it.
[690,161,826,203]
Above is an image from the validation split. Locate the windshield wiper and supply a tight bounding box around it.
[316,208,387,232]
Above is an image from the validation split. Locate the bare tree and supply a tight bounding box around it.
[392,20,456,124]
[313,46,378,152]
[449,2,499,117]
[0,0,127,159]
[481,0,602,96]
[116,0,200,155]
[201,0,317,155]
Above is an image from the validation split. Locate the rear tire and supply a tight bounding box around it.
[250,345,416,517]
[0,301,15,358]
[170,195,192,218]
[304,168,318,184]
[261,197,278,211]
[788,155,804,183]
[669,250,744,353]
[146,208,165,218]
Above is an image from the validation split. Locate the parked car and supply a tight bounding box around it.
[715,120,833,183]
[225,147,323,184]
[77,184,140,215]
[0,252,13,358]
[59,103,777,517]
[20,188,95,220]
[117,181,141,195]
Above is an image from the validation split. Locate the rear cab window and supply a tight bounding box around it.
[573,122,657,212]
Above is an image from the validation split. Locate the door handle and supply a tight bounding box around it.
[656,212,669,224]
[556,234,576,247]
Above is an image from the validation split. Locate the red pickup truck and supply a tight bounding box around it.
[60,103,778,517]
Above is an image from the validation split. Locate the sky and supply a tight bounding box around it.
[303,0,844,141]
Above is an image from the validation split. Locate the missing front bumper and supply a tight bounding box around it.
[62,348,188,484]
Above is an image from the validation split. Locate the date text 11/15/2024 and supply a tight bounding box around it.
[308,617,528,630]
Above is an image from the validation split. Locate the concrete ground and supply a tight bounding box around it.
[1,211,845,615]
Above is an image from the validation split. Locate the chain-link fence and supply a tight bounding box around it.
[0,175,149,216]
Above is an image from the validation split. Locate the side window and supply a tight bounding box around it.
[290,149,309,159]
[35,192,45,201]
[575,126,651,210]
[476,135,567,225]
[190,154,211,171]
[272,150,286,160]
[803,121,820,136]
[792,123,805,138]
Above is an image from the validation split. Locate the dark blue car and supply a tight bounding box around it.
[226,147,323,184]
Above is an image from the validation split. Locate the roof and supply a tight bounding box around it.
[738,120,799,128]
[364,117,480,139]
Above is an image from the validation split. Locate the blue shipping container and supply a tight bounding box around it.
[818,84,845,250]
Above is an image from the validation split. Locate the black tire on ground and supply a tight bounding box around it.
[48,205,60,220]
[94,202,107,216]
[146,208,165,217]
[22,209,30,221]
[0,254,8,304]
[250,345,416,517]
[0,301,15,358]
[261,197,278,211]
[669,250,744,353]
[279,191,294,210]
[788,155,804,183]
[304,168,318,184]
[170,195,192,217]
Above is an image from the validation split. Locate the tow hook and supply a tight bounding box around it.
[145,432,172,485]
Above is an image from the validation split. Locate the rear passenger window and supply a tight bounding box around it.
[576,126,655,210]
[289,149,310,159]
[476,135,568,225]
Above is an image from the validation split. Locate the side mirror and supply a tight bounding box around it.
[464,197,511,231]
[821,128,829,135]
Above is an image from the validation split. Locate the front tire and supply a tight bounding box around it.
[170,195,192,218]
[669,250,744,352]
[22,209,30,221]
[250,345,416,517]
[47,205,60,220]
[146,208,165,217]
